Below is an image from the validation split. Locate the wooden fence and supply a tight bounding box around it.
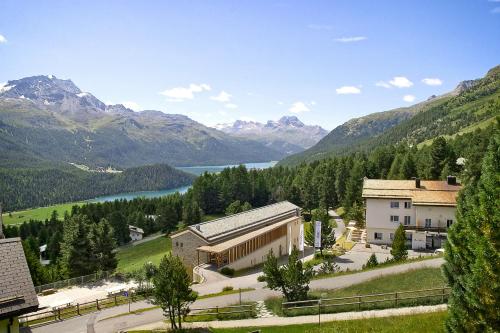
[282,287,450,316]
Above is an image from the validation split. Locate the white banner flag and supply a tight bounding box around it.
[314,220,322,248]
[299,223,304,251]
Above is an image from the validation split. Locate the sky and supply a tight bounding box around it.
[0,1,499,130]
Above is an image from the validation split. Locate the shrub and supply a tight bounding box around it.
[222,286,234,292]
[317,259,339,275]
[365,243,371,248]
[363,253,379,269]
[220,267,235,277]
[257,275,266,282]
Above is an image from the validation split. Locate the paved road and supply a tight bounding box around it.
[132,304,448,331]
[32,257,444,333]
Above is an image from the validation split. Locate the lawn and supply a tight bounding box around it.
[211,311,447,333]
[127,311,447,333]
[2,201,84,225]
[116,236,172,273]
[266,267,447,316]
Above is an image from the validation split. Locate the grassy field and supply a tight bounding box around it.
[128,311,447,333]
[116,236,172,273]
[211,311,447,333]
[267,267,446,316]
[2,201,84,226]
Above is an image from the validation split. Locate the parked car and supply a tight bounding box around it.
[434,248,445,255]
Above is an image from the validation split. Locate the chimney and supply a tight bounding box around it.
[415,178,421,189]
[0,203,4,239]
[447,175,457,185]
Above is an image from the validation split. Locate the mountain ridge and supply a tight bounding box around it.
[279,65,500,166]
[215,116,328,155]
[0,75,286,168]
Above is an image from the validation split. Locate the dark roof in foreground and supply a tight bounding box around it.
[0,238,39,319]
[173,201,300,243]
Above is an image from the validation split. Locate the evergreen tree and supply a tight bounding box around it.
[390,224,408,261]
[400,150,417,179]
[108,211,130,245]
[156,203,178,233]
[364,253,379,269]
[387,153,404,179]
[22,240,47,286]
[62,215,96,277]
[305,206,336,255]
[225,200,242,216]
[429,137,450,179]
[93,219,117,272]
[443,131,499,332]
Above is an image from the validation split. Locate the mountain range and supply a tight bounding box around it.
[280,65,500,166]
[0,75,291,168]
[214,116,328,155]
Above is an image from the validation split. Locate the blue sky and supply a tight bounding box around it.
[0,1,499,129]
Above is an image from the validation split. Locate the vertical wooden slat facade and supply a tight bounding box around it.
[207,224,288,267]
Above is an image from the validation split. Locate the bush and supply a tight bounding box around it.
[222,286,234,292]
[317,260,339,275]
[220,267,235,277]
[365,243,371,248]
[363,253,379,269]
[257,275,266,282]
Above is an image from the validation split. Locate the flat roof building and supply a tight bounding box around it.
[363,177,462,250]
[171,201,302,275]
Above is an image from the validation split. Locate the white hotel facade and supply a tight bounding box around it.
[363,177,461,250]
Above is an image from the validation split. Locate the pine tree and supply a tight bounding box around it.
[156,203,178,233]
[108,211,130,245]
[390,224,408,261]
[364,253,379,269]
[22,240,47,285]
[62,215,96,277]
[93,219,117,272]
[443,131,499,332]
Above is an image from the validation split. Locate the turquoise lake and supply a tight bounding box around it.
[89,161,277,203]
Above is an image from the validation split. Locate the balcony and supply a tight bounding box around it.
[403,225,448,233]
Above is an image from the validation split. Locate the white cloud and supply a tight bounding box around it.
[375,81,392,88]
[0,34,7,43]
[289,101,310,114]
[403,95,416,103]
[336,86,361,94]
[389,76,413,88]
[422,78,443,86]
[277,101,284,105]
[160,83,211,101]
[334,36,367,43]
[310,100,317,106]
[210,91,232,103]
[122,101,142,111]
[308,24,333,31]
[225,103,238,109]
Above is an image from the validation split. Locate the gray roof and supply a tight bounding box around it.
[0,238,39,319]
[189,201,300,242]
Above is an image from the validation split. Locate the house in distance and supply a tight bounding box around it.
[171,201,302,276]
[363,176,462,250]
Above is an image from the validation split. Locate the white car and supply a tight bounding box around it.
[434,248,445,255]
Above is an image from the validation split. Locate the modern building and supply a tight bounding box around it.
[0,238,39,333]
[171,201,302,273]
[129,225,144,241]
[363,177,461,250]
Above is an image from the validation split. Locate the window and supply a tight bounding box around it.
[390,201,399,208]
[175,242,179,247]
[390,233,394,241]
[180,242,184,248]
[406,233,413,241]
[404,216,411,226]
[425,219,432,228]
[447,219,453,227]
[404,202,412,209]
[390,215,400,223]
[374,232,383,240]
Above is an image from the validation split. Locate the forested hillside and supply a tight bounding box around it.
[281,65,500,166]
[0,163,195,211]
